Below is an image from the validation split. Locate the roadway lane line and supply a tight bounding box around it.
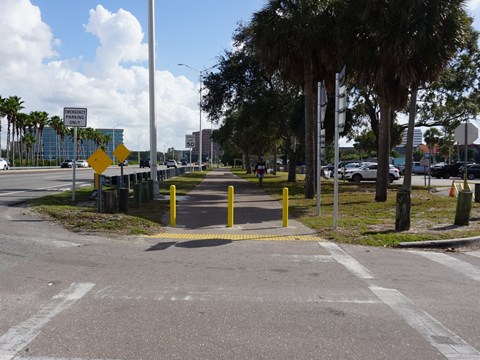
[0,283,95,360]
[317,242,374,279]
[371,286,480,360]
[467,251,480,259]
[318,243,480,358]
[415,251,480,282]
[14,357,120,360]
[0,183,91,197]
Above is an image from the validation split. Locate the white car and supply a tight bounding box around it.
[166,160,178,168]
[344,163,400,183]
[76,160,89,168]
[0,157,10,170]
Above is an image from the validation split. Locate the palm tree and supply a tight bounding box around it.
[4,96,24,164]
[15,112,32,166]
[0,96,6,154]
[22,133,36,167]
[342,0,468,203]
[29,111,49,166]
[424,128,442,164]
[49,115,64,165]
[248,0,341,199]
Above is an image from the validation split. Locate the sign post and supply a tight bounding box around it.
[63,107,87,201]
[334,66,346,230]
[185,135,195,172]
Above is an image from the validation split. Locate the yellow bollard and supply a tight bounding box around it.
[282,187,289,227]
[170,185,176,227]
[227,186,234,227]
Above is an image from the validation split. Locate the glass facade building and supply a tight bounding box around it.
[41,127,124,161]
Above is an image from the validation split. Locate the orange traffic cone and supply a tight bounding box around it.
[449,181,455,197]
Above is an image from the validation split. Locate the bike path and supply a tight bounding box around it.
[157,168,319,241]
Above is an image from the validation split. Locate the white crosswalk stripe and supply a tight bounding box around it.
[415,251,480,282]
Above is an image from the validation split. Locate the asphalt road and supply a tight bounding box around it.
[0,211,479,359]
[0,169,479,359]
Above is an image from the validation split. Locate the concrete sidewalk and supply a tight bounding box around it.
[159,168,319,240]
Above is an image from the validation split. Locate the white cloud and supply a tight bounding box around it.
[466,0,480,11]
[0,1,200,152]
[84,5,148,71]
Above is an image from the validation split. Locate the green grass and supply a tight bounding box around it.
[29,171,208,236]
[233,168,480,246]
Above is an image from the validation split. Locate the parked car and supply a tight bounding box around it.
[344,163,400,183]
[457,164,480,180]
[166,160,178,168]
[60,159,74,168]
[76,159,89,168]
[139,158,150,168]
[181,161,187,166]
[431,161,475,179]
[0,157,10,170]
[118,160,128,166]
[412,161,430,175]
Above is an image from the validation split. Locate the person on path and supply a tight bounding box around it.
[254,156,266,186]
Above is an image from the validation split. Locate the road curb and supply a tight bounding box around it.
[398,236,480,248]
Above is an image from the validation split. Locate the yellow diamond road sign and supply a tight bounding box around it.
[87,148,112,174]
[114,143,130,163]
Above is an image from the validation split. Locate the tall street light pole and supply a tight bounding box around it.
[178,63,217,171]
[148,0,159,196]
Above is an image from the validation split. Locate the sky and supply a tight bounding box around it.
[0,0,479,152]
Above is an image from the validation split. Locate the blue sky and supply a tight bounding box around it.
[1,0,479,151]
[29,0,267,82]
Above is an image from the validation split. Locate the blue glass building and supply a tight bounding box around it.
[41,127,124,161]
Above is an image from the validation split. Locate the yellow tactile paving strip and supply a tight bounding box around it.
[147,233,324,241]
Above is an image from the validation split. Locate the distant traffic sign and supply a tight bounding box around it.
[63,107,87,127]
[454,123,478,144]
[185,135,195,148]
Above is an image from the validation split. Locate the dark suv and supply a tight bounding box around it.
[139,158,150,168]
[431,162,474,179]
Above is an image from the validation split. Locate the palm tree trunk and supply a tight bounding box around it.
[375,98,391,202]
[303,57,315,199]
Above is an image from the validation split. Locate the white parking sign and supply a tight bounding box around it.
[64,107,87,127]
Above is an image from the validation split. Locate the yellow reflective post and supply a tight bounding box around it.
[227,186,234,227]
[282,187,289,227]
[170,185,176,226]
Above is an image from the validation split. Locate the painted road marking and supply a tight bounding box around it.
[0,183,91,197]
[318,242,374,280]
[467,250,480,259]
[0,283,95,360]
[14,357,120,360]
[147,233,324,241]
[371,286,480,360]
[318,243,480,358]
[415,251,480,282]
[271,254,334,262]
[93,285,380,304]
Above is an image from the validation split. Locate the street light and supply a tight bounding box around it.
[178,63,217,171]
